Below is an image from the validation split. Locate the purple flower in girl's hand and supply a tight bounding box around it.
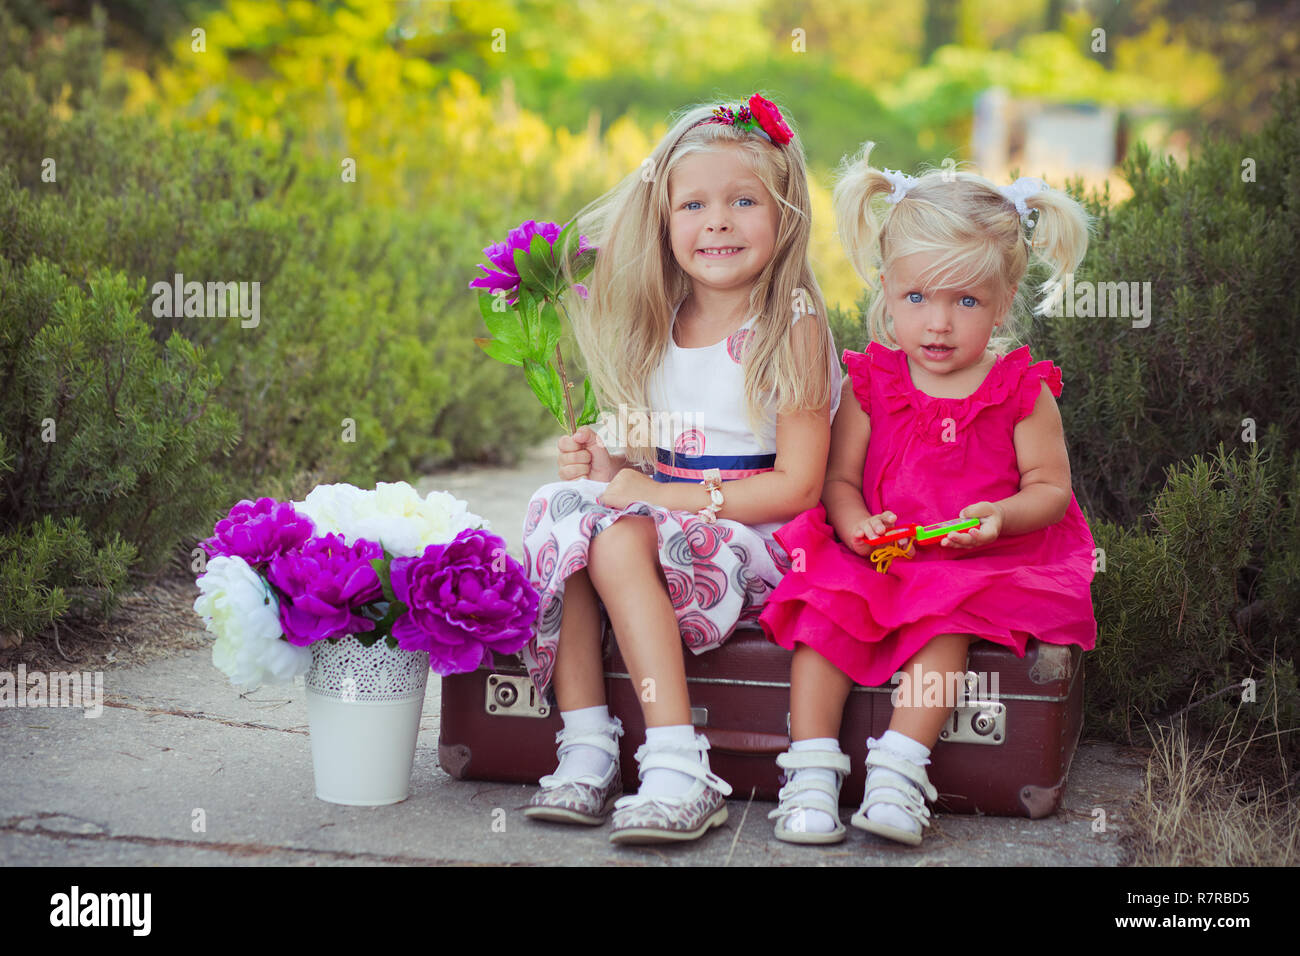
[388,529,539,675]
[468,220,592,301]
[468,220,558,299]
[267,533,384,645]
[468,238,523,298]
[201,497,315,566]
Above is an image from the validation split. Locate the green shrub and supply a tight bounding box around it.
[1029,81,1300,527]
[0,8,553,494]
[0,513,135,646]
[1086,441,1299,755]
[0,258,237,644]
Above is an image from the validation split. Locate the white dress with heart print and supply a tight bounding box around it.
[519,306,841,703]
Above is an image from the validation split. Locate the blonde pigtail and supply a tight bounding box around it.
[833,142,912,347]
[832,142,899,287]
[1022,189,1092,316]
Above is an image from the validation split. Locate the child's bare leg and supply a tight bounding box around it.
[530,567,623,795]
[789,643,854,740]
[888,633,973,748]
[551,568,606,711]
[586,516,691,728]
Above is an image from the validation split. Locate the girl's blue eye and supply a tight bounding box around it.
[734,197,754,207]
[684,201,702,211]
[907,292,923,303]
[961,295,979,307]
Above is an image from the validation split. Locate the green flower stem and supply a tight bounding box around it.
[555,298,582,434]
[554,342,577,436]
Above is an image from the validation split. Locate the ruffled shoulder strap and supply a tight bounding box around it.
[998,346,1064,423]
[841,342,906,417]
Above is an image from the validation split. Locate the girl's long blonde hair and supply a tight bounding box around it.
[832,142,1091,353]
[564,100,836,469]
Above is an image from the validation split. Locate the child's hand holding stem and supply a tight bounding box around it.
[557,425,624,482]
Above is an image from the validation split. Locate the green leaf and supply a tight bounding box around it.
[545,362,567,424]
[475,336,523,367]
[369,557,397,604]
[477,288,513,323]
[516,285,538,318]
[578,377,600,426]
[518,296,549,363]
[556,219,577,259]
[528,231,558,293]
[513,240,553,296]
[512,245,540,294]
[523,358,559,417]
[510,288,540,357]
[483,307,528,351]
[539,300,563,357]
[524,358,567,429]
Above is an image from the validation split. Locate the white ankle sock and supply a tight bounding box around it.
[636,724,699,798]
[787,737,842,833]
[552,705,616,782]
[865,730,931,836]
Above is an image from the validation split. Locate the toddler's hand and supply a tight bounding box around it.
[847,510,898,557]
[557,426,617,482]
[941,502,1003,549]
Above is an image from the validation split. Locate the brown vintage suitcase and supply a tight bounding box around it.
[438,628,1084,818]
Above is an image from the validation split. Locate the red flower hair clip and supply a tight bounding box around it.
[700,94,793,146]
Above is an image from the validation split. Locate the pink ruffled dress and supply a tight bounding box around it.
[759,343,1097,686]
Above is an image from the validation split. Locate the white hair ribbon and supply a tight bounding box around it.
[998,177,1048,222]
[881,168,919,205]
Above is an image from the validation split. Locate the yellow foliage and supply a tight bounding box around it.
[1114,18,1221,108]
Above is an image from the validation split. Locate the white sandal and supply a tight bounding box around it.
[768,748,852,845]
[849,743,938,847]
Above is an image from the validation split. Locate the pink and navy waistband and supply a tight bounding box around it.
[653,448,777,483]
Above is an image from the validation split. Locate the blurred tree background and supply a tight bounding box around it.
[1,0,1297,760]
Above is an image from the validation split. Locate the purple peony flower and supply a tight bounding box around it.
[389,528,540,675]
[267,533,384,645]
[202,497,315,566]
[468,220,591,301]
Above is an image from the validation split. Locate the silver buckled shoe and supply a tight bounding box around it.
[768,747,853,845]
[849,738,939,847]
[523,717,625,825]
[608,733,733,845]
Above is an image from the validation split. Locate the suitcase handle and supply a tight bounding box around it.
[700,728,790,755]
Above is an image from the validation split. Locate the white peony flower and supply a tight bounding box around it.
[290,483,369,539]
[194,555,311,687]
[291,481,486,557]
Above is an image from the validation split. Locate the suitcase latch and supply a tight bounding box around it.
[484,674,550,718]
[938,699,1006,745]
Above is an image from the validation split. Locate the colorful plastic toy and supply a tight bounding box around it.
[860,517,980,549]
[860,516,982,573]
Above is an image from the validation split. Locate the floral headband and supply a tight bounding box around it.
[694,94,793,146]
[882,168,1049,225]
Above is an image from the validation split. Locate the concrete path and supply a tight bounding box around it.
[0,445,1146,866]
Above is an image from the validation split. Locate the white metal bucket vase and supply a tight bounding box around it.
[304,634,430,806]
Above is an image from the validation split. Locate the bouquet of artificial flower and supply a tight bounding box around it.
[470,219,599,433]
[192,483,539,686]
